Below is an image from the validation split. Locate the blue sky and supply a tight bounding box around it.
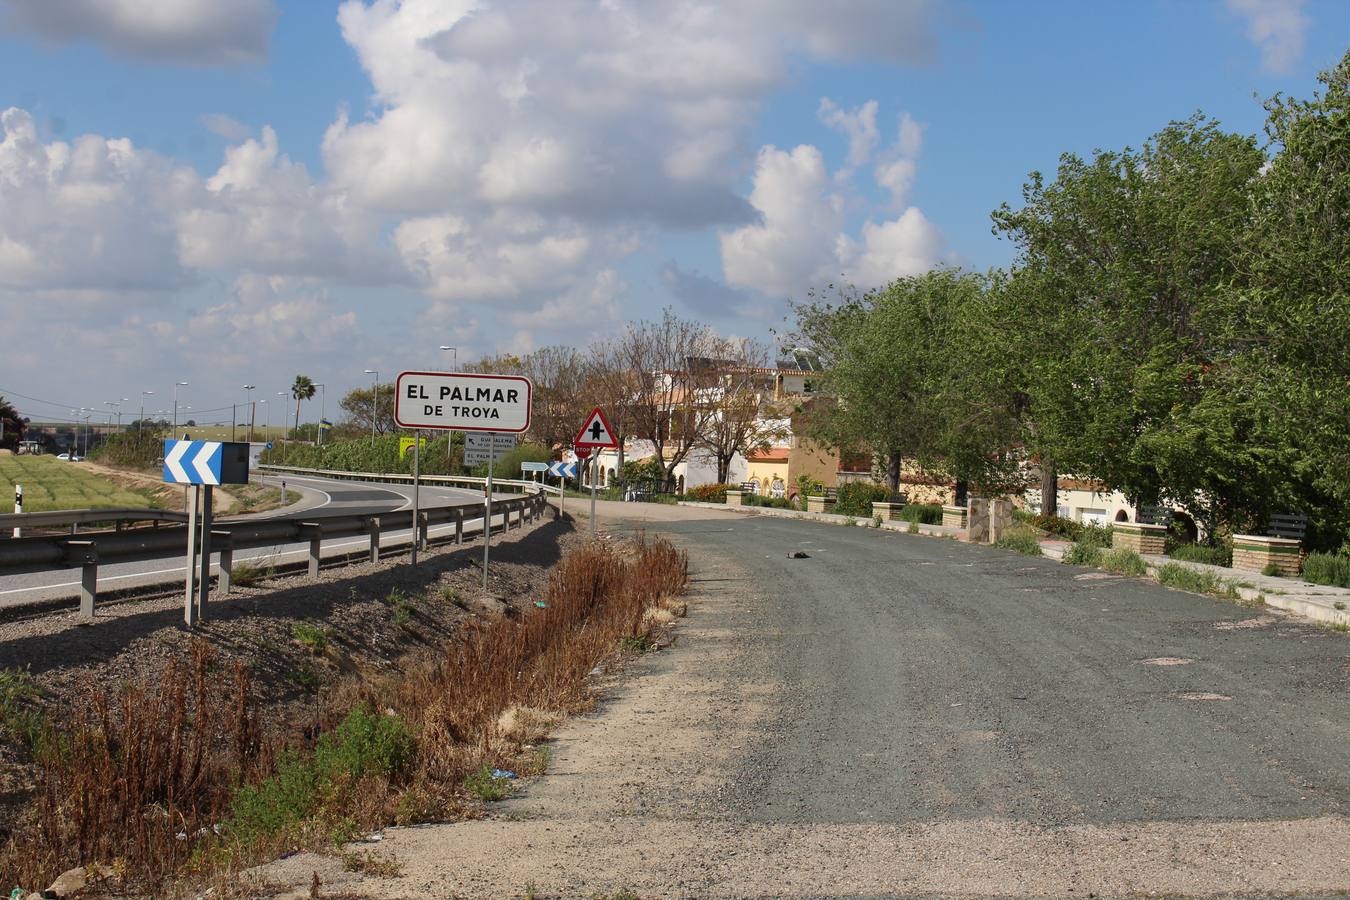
[0,0,1345,424]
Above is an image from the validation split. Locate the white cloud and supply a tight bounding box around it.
[0,107,197,292]
[0,0,279,65]
[184,274,359,354]
[200,113,251,142]
[819,98,880,174]
[1226,0,1308,73]
[721,107,946,297]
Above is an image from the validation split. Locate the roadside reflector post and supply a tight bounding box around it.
[299,522,323,577]
[417,511,429,550]
[65,540,97,621]
[212,530,233,594]
[368,517,381,564]
[13,484,21,538]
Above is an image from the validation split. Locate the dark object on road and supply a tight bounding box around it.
[787,550,810,558]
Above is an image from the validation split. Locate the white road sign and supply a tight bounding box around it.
[463,431,517,465]
[395,371,532,433]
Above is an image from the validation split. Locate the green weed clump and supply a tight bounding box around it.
[1156,562,1222,595]
[0,668,46,749]
[1302,551,1350,588]
[994,526,1042,556]
[833,482,891,517]
[1100,548,1148,576]
[463,765,514,801]
[899,503,944,525]
[230,563,265,587]
[291,622,329,654]
[1064,541,1104,567]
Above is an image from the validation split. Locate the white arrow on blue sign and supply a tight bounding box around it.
[163,439,251,485]
[547,461,577,479]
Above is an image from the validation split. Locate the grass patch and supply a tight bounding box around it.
[291,622,329,655]
[907,520,920,534]
[1100,548,1148,577]
[1302,551,1350,589]
[230,562,269,587]
[0,454,161,512]
[993,526,1042,556]
[1155,563,1246,602]
[440,585,467,609]
[0,668,46,749]
[385,587,415,627]
[618,635,652,654]
[341,848,403,877]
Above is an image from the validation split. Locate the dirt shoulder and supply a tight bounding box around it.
[251,501,1350,899]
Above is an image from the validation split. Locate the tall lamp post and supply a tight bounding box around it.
[363,369,379,447]
[172,381,188,437]
[243,385,256,443]
[138,391,154,435]
[105,400,120,430]
[314,383,326,446]
[277,391,288,460]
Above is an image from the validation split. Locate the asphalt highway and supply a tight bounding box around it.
[0,473,510,608]
[629,512,1350,827]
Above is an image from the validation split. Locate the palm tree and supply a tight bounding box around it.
[291,375,316,439]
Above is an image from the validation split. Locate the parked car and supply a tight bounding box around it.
[56,452,84,462]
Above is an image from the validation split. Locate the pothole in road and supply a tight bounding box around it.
[1141,657,1194,666]
[1173,691,1232,701]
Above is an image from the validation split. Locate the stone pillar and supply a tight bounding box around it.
[1232,535,1302,576]
[1112,522,1167,555]
[941,505,968,528]
[989,499,1014,543]
[967,498,990,543]
[725,490,743,507]
[806,495,835,514]
[871,501,907,522]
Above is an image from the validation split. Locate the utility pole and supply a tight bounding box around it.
[364,369,379,447]
[315,383,326,446]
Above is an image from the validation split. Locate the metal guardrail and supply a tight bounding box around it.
[0,507,188,532]
[255,464,563,497]
[0,491,551,618]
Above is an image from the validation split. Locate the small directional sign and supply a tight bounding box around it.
[520,461,549,473]
[547,460,577,479]
[163,440,250,485]
[574,407,617,450]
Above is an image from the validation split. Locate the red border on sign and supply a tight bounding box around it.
[394,371,533,433]
[574,406,618,449]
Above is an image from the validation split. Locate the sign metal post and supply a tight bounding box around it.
[162,439,250,627]
[573,408,618,539]
[483,437,493,591]
[411,429,421,566]
[185,485,199,627]
[197,485,213,622]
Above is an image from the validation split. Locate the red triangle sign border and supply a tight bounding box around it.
[574,406,618,449]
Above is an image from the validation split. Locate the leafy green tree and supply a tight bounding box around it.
[290,375,316,436]
[339,384,397,436]
[0,396,23,451]
[991,114,1265,535]
[791,270,987,494]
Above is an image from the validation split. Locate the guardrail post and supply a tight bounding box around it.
[299,523,323,577]
[417,511,429,551]
[213,531,234,594]
[455,509,464,544]
[368,517,381,563]
[65,540,97,621]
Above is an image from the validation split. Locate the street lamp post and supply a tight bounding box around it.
[172,381,188,438]
[363,369,379,447]
[277,391,287,460]
[138,391,154,435]
[243,385,256,443]
[105,400,120,430]
[315,383,326,446]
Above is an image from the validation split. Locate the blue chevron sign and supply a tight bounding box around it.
[547,460,577,479]
[163,440,251,485]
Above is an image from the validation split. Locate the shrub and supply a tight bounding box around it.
[1168,542,1232,567]
[834,482,891,516]
[313,706,416,782]
[899,503,943,525]
[1019,513,1113,547]
[795,474,824,499]
[1156,562,1223,595]
[1302,551,1350,588]
[994,526,1042,556]
[685,482,736,503]
[1100,548,1148,577]
[1261,562,1282,577]
[464,765,513,801]
[744,494,793,509]
[1064,542,1104,567]
[89,430,162,470]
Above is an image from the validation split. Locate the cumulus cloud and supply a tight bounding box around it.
[200,113,251,142]
[185,274,358,354]
[721,105,946,296]
[0,107,196,292]
[1226,0,1308,73]
[0,0,279,65]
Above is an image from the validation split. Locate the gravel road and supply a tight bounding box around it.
[256,503,1350,898]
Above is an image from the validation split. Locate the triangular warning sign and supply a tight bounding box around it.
[574,407,618,449]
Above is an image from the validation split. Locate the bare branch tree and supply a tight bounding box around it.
[694,338,788,483]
